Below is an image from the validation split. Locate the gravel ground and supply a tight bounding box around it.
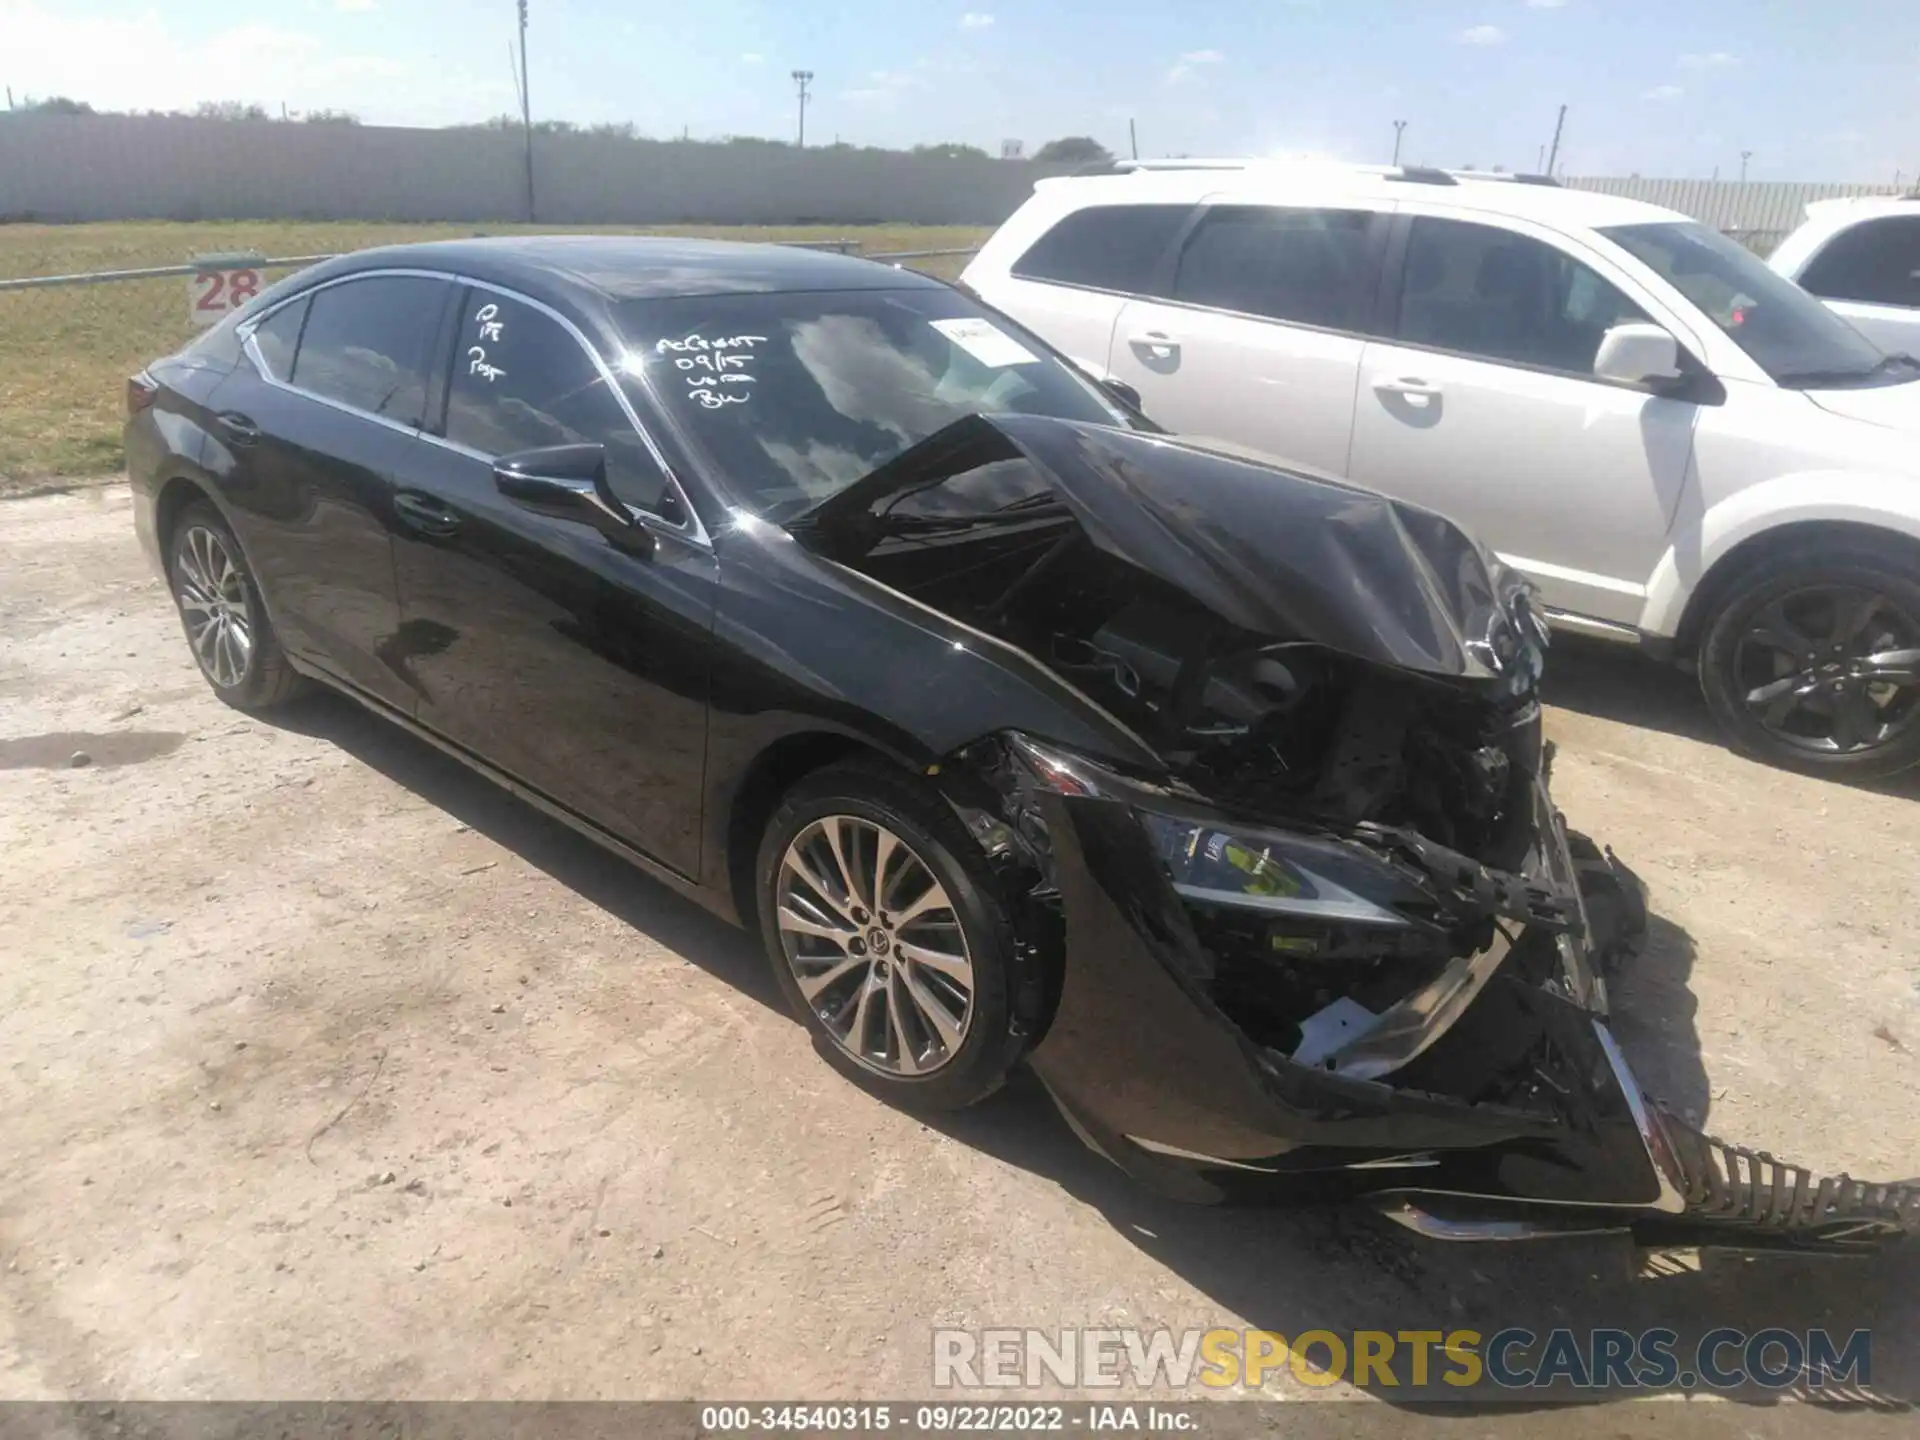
[2,485,1917,1419]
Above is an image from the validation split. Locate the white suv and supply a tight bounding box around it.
[963,162,1920,777]
[1767,195,1920,355]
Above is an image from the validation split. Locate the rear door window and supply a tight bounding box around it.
[1171,206,1378,331]
[443,290,667,512]
[1799,216,1920,309]
[1010,204,1192,294]
[292,275,448,427]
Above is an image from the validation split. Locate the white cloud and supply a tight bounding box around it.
[960,11,994,27]
[335,0,377,11]
[1679,51,1739,68]
[1165,49,1225,84]
[1524,0,1568,8]
[1457,24,1507,45]
[0,1,507,125]
[841,67,925,104]
[740,52,765,64]
[1644,84,1684,101]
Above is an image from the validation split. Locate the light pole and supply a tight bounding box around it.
[1391,119,1406,166]
[1740,149,1752,183]
[791,70,814,148]
[517,0,534,221]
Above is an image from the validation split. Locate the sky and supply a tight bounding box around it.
[5,0,1919,182]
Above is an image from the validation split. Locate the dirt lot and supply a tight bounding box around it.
[2,485,1918,1414]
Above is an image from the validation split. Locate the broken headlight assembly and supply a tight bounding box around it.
[997,731,1527,1077]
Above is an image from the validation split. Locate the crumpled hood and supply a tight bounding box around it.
[790,413,1540,682]
[1805,378,1920,433]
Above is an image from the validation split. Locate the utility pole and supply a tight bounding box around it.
[1391,119,1407,166]
[518,0,535,222]
[1739,149,1752,183]
[1129,117,1139,160]
[1544,103,1567,177]
[791,70,814,148]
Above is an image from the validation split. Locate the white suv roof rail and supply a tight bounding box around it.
[1105,157,1560,188]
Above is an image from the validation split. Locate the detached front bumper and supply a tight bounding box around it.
[1008,742,1919,1254]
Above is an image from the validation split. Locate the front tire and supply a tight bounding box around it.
[754,758,1024,1111]
[1699,541,1920,779]
[167,500,305,712]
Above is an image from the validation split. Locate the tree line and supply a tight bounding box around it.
[7,97,1117,165]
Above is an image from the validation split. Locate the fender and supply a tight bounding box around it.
[1637,469,1920,639]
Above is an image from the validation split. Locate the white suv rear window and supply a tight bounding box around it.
[1010,204,1191,294]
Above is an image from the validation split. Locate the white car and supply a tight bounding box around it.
[1767,195,1920,355]
[963,161,1920,776]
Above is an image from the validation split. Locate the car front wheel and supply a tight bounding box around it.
[754,758,1024,1111]
[1699,542,1920,778]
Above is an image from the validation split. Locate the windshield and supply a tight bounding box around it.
[616,287,1129,522]
[1602,222,1897,388]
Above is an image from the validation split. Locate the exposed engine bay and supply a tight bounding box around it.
[788,412,1920,1253]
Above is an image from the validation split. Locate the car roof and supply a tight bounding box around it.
[319,234,945,306]
[1031,164,1691,232]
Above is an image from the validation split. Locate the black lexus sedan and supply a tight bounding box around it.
[127,237,1916,1252]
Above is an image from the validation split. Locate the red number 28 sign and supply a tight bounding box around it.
[189,265,263,328]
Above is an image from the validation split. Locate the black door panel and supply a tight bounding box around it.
[203,369,417,712]
[198,274,455,712]
[390,443,717,876]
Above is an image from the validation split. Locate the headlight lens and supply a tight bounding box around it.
[1003,732,1422,929]
[1138,813,1413,928]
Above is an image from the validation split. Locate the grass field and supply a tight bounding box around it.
[0,221,988,491]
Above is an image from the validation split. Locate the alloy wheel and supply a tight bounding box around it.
[775,814,975,1077]
[174,525,255,690]
[1734,584,1920,756]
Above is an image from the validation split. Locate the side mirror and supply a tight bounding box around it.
[492,444,652,554]
[1100,376,1144,411]
[1594,322,1682,388]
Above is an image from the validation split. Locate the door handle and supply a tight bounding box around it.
[1373,376,1442,405]
[393,491,461,537]
[1127,331,1181,361]
[215,411,260,446]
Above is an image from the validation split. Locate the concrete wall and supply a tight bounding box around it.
[0,114,1073,225]
[1563,176,1906,233]
[4,116,1905,234]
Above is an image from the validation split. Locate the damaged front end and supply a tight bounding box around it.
[789,414,1920,1254]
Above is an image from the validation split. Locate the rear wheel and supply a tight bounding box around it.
[1699,543,1920,778]
[167,501,305,711]
[754,759,1023,1111]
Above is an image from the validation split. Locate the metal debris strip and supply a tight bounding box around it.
[1657,1103,1920,1247]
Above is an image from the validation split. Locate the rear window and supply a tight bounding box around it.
[1010,204,1191,294]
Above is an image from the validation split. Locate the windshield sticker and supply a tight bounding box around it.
[467,302,507,383]
[656,333,768,409]
[931,317,1038,368]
